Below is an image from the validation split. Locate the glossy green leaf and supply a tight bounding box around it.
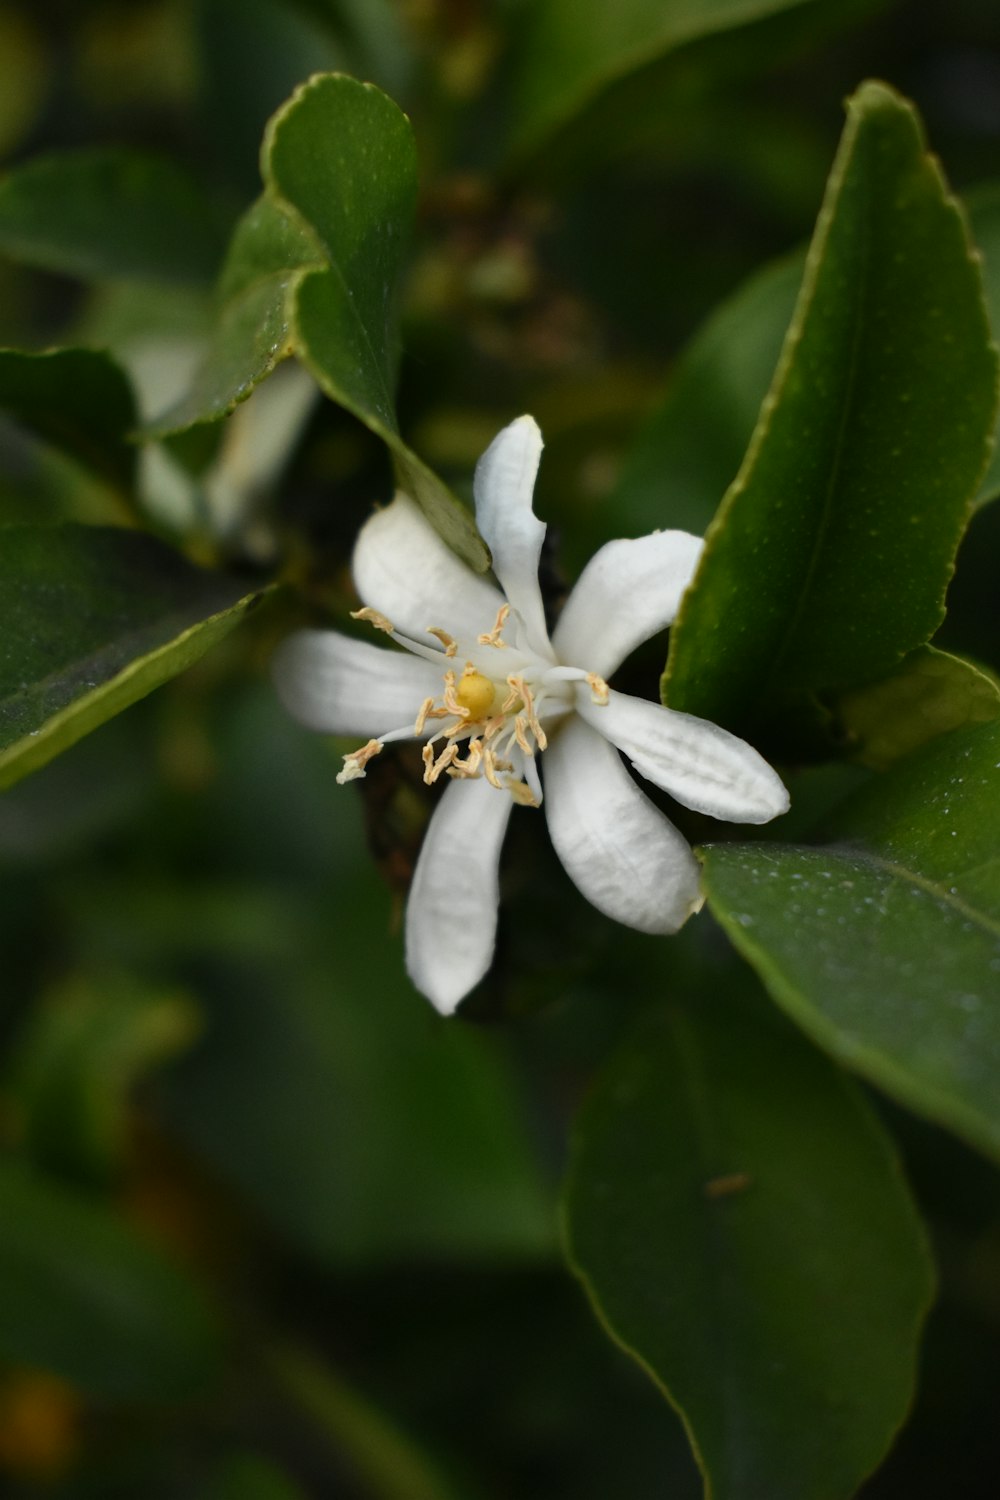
[0,148,227,285]
[4,973,200,1185]
[610,253,802,539]
[508,0,823,163]
[663,82,999,745]
[0,1162,223,1400]
[143,195,322,437]
[264,73,487,568]
[0,525,262,789]
[565,988,933,1500]
[834,644,1000,769]
[0,347,137,492]
[703,719,1000,1160]
[966,185,1000,508]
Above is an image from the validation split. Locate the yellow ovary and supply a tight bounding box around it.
[455,670,499,720]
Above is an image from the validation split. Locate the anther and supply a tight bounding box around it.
[477,604,510,648]
[427,627,457,656]
[350,607,394,634]
[586,672,610,706]
[336,738,383,784]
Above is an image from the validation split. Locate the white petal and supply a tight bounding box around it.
[578,689,790,824]
[552,529,703,678]
[473,416,551,655]
[353,493,503,645]
[273,630,442,737]
[544,718,702,933]
[405,775,514,1014]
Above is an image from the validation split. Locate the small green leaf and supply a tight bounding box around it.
[565,988,933,1500]
[143,195,322,437]
[0,148,227,285]
[0,525,262,789]
[0,347,137,492]
[0,1162,223,1400]
[508,0,828,163]
[663,82,999,746]
[264,73,487,568]
[4,973,200,1185]
[834,644,1000,769]
[702,719,1000,1160]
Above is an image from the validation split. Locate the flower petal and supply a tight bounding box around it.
[577,688,790,823]
[273,629,443,737]
[552,529,703,677]
[353,493,504,645]
[405,775,514,1014]
[544,717,702,933]
[473,416,551,655]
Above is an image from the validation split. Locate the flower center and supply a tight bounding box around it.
[337,602,610,805]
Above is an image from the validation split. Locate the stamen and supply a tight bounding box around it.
[442,670,470,720]
[336,738,383,784]
[502,674,524,714]
[586,672,610,706]
[513,714,532,754]
[482,747,504,790]
[518,679,548,750]
[423,742,459,784]
[447,738,484,778]
[477,603,510,648]
[505,777,539,808]
[413,697,435,736]
[350,606,394,634]
[427,626,457,657]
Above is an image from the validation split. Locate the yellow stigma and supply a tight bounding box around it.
[454,670,497,720]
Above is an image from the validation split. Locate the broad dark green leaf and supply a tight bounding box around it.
[0,1162,223,1399]
[834,644,1000,769]
[663,82,999,746]
[508,0,826,163]
[4,973,200,1185]
[264,73,487,568]
[703,719,1000,1160]
[0,148,227,285]
[143,195,322,437]
[0,525,262,789]
[0,347,137,493]
[565,988,933,1500]
[610,254,802,539]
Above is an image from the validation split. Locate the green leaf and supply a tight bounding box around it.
[508,0,830,163]
[263,73,487,568]
[610,253,803,539]
[149,74,486,569]
[0,347,137,493]
[702,719,1000,1161]
[834,644,1000,769]
[0,1161,223,1400]
[565,988,933,1500]
[200,1453,308,1500]
[0,148,227,285]
[4,973,200,1185]
[0,525,262,789]
[663,82,999,746]
[966,185,1000,508]
[143,195,322,437]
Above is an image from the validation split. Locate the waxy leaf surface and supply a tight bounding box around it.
[0,148,226,285]
[703,720,1000,1160]
[508,0,821,163]
[0,347,137,492]
[663,82,998,746]
[0,526,260,789]
[565,988,933,1500]
[0,1163,222,1399]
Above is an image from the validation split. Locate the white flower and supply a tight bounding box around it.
[274,416,789,1014]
